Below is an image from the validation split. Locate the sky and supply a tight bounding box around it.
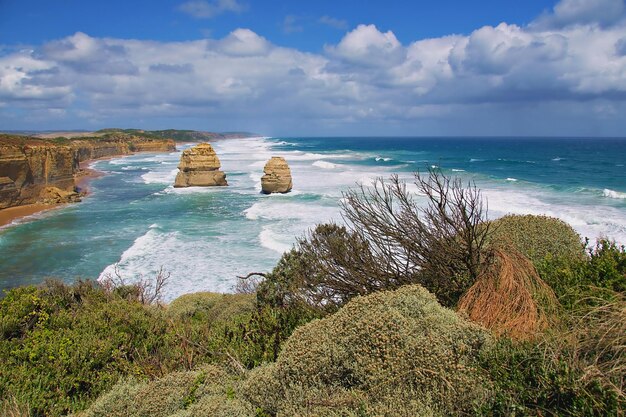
[0,0,625,136]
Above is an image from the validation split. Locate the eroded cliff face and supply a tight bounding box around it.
[0,143,77,209]
[0,134,176,209]
[71,136,175,162]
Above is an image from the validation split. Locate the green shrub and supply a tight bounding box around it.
[477,338,621,416]
[75,365,254,417]
[0,280,171,417]
[244,285,493,415]
[535,239,625,309]
[489,214,585,267]
[167,292,255,322]
[0,281,302,416]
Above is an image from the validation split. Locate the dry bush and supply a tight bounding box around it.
[100,265,170,305]
[243,285,493,416]
[262,169,491,311]
[458,247,559,340]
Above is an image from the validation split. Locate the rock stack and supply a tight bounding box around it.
[174,143,227,187]
[261,157,292,194]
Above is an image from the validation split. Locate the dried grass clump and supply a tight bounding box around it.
[488,214,585,266]
[0,395,32,417]
[243,285,493,415]
[570,293,626,399]
[458,247,559,340]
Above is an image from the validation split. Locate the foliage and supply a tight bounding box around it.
[0,280,171,416]
[74,365,255,417]
[488,214,585,267]
[244,285,493,416]
[536,239,626,309]
[0,279,314,416]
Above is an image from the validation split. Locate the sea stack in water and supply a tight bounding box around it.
[261,157,292,194]
[174,143,227,187]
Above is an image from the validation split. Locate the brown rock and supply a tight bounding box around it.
[174,143,228,187]
[261,157,292,194]
[0,177,19,209]
[40,186,82,204]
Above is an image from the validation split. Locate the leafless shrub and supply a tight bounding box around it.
[100,265,170,305]
[283,169,491,308]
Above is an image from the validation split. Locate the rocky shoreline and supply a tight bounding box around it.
[0,132,176,227]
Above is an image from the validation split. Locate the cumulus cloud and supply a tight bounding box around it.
[1,0,626,134]
[532,0,625,29]
[327,24,405,67]
[178,0,246,19]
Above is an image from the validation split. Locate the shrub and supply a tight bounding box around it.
[244,285,493,415]
[75,365,254,417]
[534,239,625,309]
[166,292,255,322]
[477,338,621,416]
[488,214,585,267]
[0,280,171,417]
[257,170,492,312]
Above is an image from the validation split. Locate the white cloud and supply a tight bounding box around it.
[1,0,626,135]
[217,28,271,56]
[327,24,404,67]
[178,0,246,19]
[319,16,348,30]
[532,0,625,29]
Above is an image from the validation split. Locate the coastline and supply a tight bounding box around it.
[0,203,63,228]
[0,150,173,229]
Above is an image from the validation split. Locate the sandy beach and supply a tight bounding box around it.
[0,203,62,228]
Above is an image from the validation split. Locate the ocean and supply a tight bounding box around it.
[1,136,625,300]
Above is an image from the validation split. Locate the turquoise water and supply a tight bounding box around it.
[1,137,625,299]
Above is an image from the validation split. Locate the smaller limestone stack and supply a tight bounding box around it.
[261,157,292,194]
[174,143,227,187]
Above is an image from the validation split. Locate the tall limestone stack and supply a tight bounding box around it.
[174,143,227,187]
[261,157,292,194]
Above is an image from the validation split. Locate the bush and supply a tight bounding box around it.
[75,365,254,417]
[535,239,625,309]
[477,338,621,416]
[244,285,493,415]
[167,292,255,322]
[0,279,313,416]
[0,280,171,417]
[489,214,585,267]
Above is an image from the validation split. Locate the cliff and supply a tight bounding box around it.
[71,134,175,162]
[174,143,227,187]
[0,133,176,209]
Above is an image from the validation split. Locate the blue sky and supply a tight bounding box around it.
[1,0,625,136]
